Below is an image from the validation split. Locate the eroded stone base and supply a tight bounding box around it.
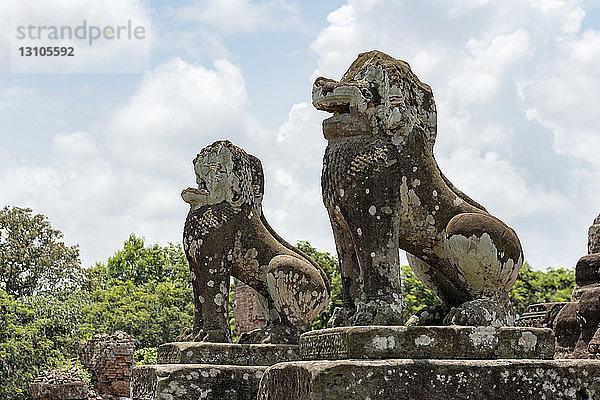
[258,359,600,400]
[158,342,300,366]
[29,382,88,400]
[131,364,266,400]
[300,326,554,360]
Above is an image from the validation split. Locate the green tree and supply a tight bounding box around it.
[0,206,82,298]
[87,234,190,288]
[0,289,87,400]
[401,265,441,318]
[82,235,194,348]
[509,262,575,316]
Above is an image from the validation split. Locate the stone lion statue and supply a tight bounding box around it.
[181,140,330,344]
[313,50,523,327]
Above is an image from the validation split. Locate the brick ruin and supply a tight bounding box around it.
[31,331,135,400]
[233,278,267,336]
[78,331,136,398]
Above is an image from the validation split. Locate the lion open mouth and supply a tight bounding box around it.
[312,77,372,139]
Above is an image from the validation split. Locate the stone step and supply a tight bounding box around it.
[29,382,88,400]
[157,342,300,366]
[300,326,555,360]
[258,359,600,400]
[132,364,266,400]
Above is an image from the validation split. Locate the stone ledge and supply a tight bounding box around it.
[157,342,300,366]
[300,326,554,360]
[258,359,600,400]
[29,382,88,400]
[132,364,266,400]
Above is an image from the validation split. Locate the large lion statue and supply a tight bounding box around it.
[313,50,523,327]
[181,140,330,344]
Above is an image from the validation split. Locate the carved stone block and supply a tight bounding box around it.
[299,326,554,361]
[258,359,600,400]
[131,364,265,400]
[157,342,300,366]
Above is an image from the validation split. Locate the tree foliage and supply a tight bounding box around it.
[509,262,575,316]
[401,265,441,318]
[0,290,86,400]
[82,235,194,348]
[0,206,82,298]
[87,234,191,288]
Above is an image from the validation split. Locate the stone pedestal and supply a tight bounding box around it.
[300,326,554,360]
[158,342,300,365]
[258,359,600,400]
[131,343,301,400]
[256,325,600,399]
[29,382,88,400]
[132,364,266,400]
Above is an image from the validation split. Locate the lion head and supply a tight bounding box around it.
[312,50,437,150]
[182,140,264,210]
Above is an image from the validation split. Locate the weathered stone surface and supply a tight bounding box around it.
[29,382,88,400]
[516,302,567,328]
[554,288,600,359]
[131,364,266,400]
[300,326,554,360]
[588,214,600,255]
[181,140,330,344]
[574,254,600,292]
[554,213,600,359]
[258,359,600,400]
[157,342,300,366]
[313,50,522,327]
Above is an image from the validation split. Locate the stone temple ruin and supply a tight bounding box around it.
[131,51,600,399]
[519,213,600,359]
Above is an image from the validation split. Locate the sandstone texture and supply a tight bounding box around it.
[181,140,330,344]
[300,326,554,361]
[29,382,88,400]
[258,359,600,400]
[554,214,600,359]
[157,342,300,366]
[314,50,522,327]
[131,364,265,400]
[517,302,568,329]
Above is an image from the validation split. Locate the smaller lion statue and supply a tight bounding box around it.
[180,140,330,344]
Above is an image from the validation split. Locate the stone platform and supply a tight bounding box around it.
[132,343,301,400]
[132,364,266,400]
[29,382,88,400]
[300,326,555,360]
[258,359,600,400]
[158,342,300,365]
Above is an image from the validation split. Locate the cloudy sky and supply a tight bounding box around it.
[1,0,599,271]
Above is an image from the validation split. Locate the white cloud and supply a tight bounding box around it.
[0,57,259,265]
[300,0,600,269]
[0,87,33,109]
[262,102,334,254]
[176,0,304,34]
[108,58,251,178]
